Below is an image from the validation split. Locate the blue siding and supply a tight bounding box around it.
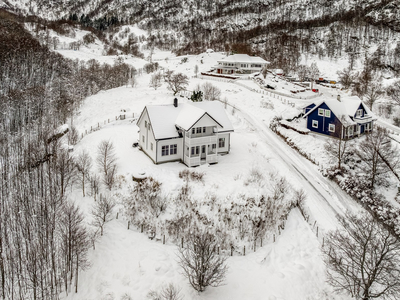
[306,102,342,138]
[304,103,316,114]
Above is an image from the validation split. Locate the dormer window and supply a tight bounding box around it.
[356,109,363,118]
[318,108,324,116]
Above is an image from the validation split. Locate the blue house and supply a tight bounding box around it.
[303,95,377,139]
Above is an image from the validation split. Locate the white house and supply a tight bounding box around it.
[136,99,234,167]
[214,54,269,75]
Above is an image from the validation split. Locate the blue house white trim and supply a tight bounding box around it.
[302,95,377,139]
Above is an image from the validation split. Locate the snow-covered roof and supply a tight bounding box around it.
[141,101,234,140]
[303,95,376,127]
[145,105,183,139]
[217,54,269,65]
[175,104,207,131]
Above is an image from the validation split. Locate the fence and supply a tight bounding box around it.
[78,112,137,140]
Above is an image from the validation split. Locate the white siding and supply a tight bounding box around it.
[217,133,230,153]
[137,110,157,163]
[156,138,183,163]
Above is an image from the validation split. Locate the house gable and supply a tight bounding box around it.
[189,113,223,131]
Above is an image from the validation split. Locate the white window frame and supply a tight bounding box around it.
[219,138,225,148]
[318,108,324,116]
[150,143,153,151]
[312,120,318,128]
[356,109,362,118]
[348,126,353,135]
[325,110,331,118]
[161,145,169,156]
[192,128,195,134]
[196,127,201,134]
[328,124,335,132]
[170,144,177,155]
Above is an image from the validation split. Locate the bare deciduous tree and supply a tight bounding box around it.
[322,211,400,300]
[364,80,383,111]
[91,195,115,236]
[337,67,354,89]
[356,127,398,188]
[387,80,400,107]
[164,71,189,95]
[75,150,92,197]
[202,82,221,101]
[96,140,118,190]
[177,231,228,292]
[324,119,352,170]
[150,72,162,90]
[147,283,183,300]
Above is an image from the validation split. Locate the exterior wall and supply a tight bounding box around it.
[217,132,230,153]
[306,103,342,138]
[192,113,223,130]
[156,138,183,163]
[304,103,316,114]
[137,110,157,163]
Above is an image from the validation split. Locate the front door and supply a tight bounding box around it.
[201,145,206,159]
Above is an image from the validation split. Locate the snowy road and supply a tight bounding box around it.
[231,104,363,233]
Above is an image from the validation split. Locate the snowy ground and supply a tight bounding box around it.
[50,34,400,300]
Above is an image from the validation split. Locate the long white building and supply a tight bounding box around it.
[214,54,269,75]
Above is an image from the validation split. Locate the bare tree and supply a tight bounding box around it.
[297,65,310,82]
[75,150,92,197]
[324,118,352,170]
[91,195,115,236]
[309,62,319,89]
[147,283,183,300]
[337,67,354,89]
[164,71,189,95]
[322,211,400,300]
[96,140,118,190]
[150,72,162,90]
[364,80,383,111]
[177,231,228,292]
[202,82,221,101]
[387,80,400,107]
[356,127,398,188]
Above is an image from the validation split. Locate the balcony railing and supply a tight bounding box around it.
[185,135,218,147]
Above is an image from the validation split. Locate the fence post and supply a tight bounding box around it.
[163,235,165,245]
[116,212,118,219]
[317,227,319,238]
[141,224,143,233]
[181,237,184,248]
[231,247,233,256]
[243,246,245,256]
[254,240,256,252]
[128,221,130,230]
[273,234,275,242]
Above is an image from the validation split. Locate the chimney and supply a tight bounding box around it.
[337,95,341,102]
[174,98,178,107]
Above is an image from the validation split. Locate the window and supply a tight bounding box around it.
[151,143,153,151]
[325,110,331,118]
[145,120,147,128]
[196,127,201,134]
[142,135,145,143]
[356,109,362,118]
[318,108,324,116]
[212,144,216,149]
[203,127,206,133]
[202,145,205,153]
[219,138,225,148]
[329,124,335,132]
[348,126,353,135]
[161,145,169,156]
[196,146,200,155]
[192,128,195,134]
[312,120,318,128]
[191,147,195,155]
[170,144,177,155]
